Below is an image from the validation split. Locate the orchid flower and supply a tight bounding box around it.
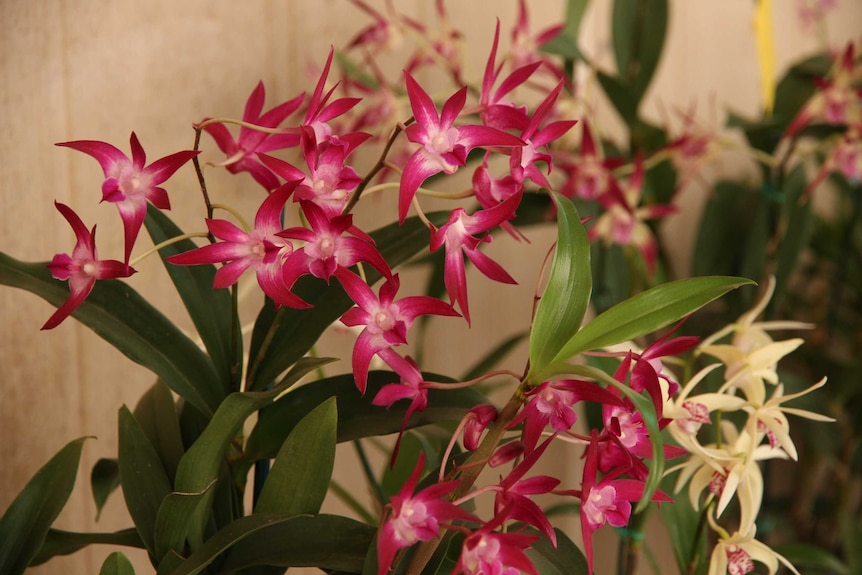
[399,73,523,222]
[42,202,136,330]
[508,0,565,79]
[278,200,391,285]
[453,529,539,575]
[563,432,672,574]
[56,132,198,264]
[560,120,625,201]
[336,269,459,393]
[302,47,362,148]
[376,452,477,575]
[707,519,800,575]
[167,182,309,309]
[588,155,676,276]
[429,195,520,325]
[462,404,498,450]
[199,81,304,190]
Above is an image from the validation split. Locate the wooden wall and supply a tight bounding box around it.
[2,1,859,573]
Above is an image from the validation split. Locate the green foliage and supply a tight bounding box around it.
[0,438,88,575]
[529,192,592,377]
[91,458,121,520]
[527,528,590,575]
[99,552,137,575]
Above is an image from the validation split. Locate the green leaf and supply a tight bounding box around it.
[774,164,814,306]
[164,514,375,575]
[254,398,337,516]
[172,384,287,550]
[612,0,668,102]
[91,458,120,520]
[245,212,448,391]
[244,371,485,463]
[529,192,591,377]
[539,31,584,61]
[527,528,589,575]
[0,437,87,575]
[772,543,849,575]
[133,379,185,483]
[542,276,753,372]
[99,551,136,575]
[153,480,217,563]
[144,204,236,393]
[658,472,707,574]
[31,528,144,566]
[118,405,172,556]
[773,53,833,126]
[597,71,638,126]
[0,254,222,417]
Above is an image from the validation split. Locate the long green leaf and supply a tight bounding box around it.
[612,0,668,102]
[171,379,300,550]
[99,552,136,575]
[144,205,236,393]
[529,192,591,377]
[0,254,222,416]
[245,212,448,391]
[118,405,172,556]
[243,371,485,462]
[254,398,337,516]
[31,528,144,566]
[0,437,87,575]
[153,481,217,563]
[133,379,185,483]
[541,276,752,374]
[527,528,589,575]
[774,164,813,306]
[160,514,374,575]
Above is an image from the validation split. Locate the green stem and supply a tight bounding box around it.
[618,507,649,575]
[354,439,386,509]
[342,119,411,214]
[245,306,285,391]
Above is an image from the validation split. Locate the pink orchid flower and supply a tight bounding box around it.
[43,202,135,330]
[563,433,672,574]
[167,182,309,309]
[453,528,539,575]
[336,269,459,394]
[301,47,362,148]
[56,132,198,265]
[278,200,391,286]
[200,81,304,190]
[399,73,524,222]
[509,0,565,80]
[376,452,477,575]
[462,404,499,451]
[477,20,542,132]
[472,157,526,241]
[560,120,625,201]
[429,194,520,325]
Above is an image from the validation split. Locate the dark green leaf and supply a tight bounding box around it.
[772,543,849,575]
[254,398,337,516]
[145,204,236,393]
[153,480,217,563]
[529,192,592,377]
[612,0,668,102]
[773,53,833,126]
[658,472,707,574]
[527,528,589,575]
[774,164,814,306]
[244,371,485,463]
[597,71,638,126]
[99,551,136,575]
[0,254,222,416]
[172,383,290,550]
[539,32,584,61]
[31,528,144,566]
[118,405,172,556]
[91,458,120,520]
[163,514,375,575]
[133,379,185,483]
[726,112,785,155]
[245,212,448,391]
[542,276,752,373]
[0,437,87,575]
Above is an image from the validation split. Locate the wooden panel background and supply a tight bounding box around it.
[2,1,859,573]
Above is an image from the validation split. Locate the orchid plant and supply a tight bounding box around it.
[0,1,851,575]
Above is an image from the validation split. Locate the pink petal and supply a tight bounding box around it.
[404,73,439,130]
[398,150,442,222]
[55,139,128,176]
[129,132,146,170]
[144,150,199,185]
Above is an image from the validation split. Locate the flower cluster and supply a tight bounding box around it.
[666,277,835,575]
